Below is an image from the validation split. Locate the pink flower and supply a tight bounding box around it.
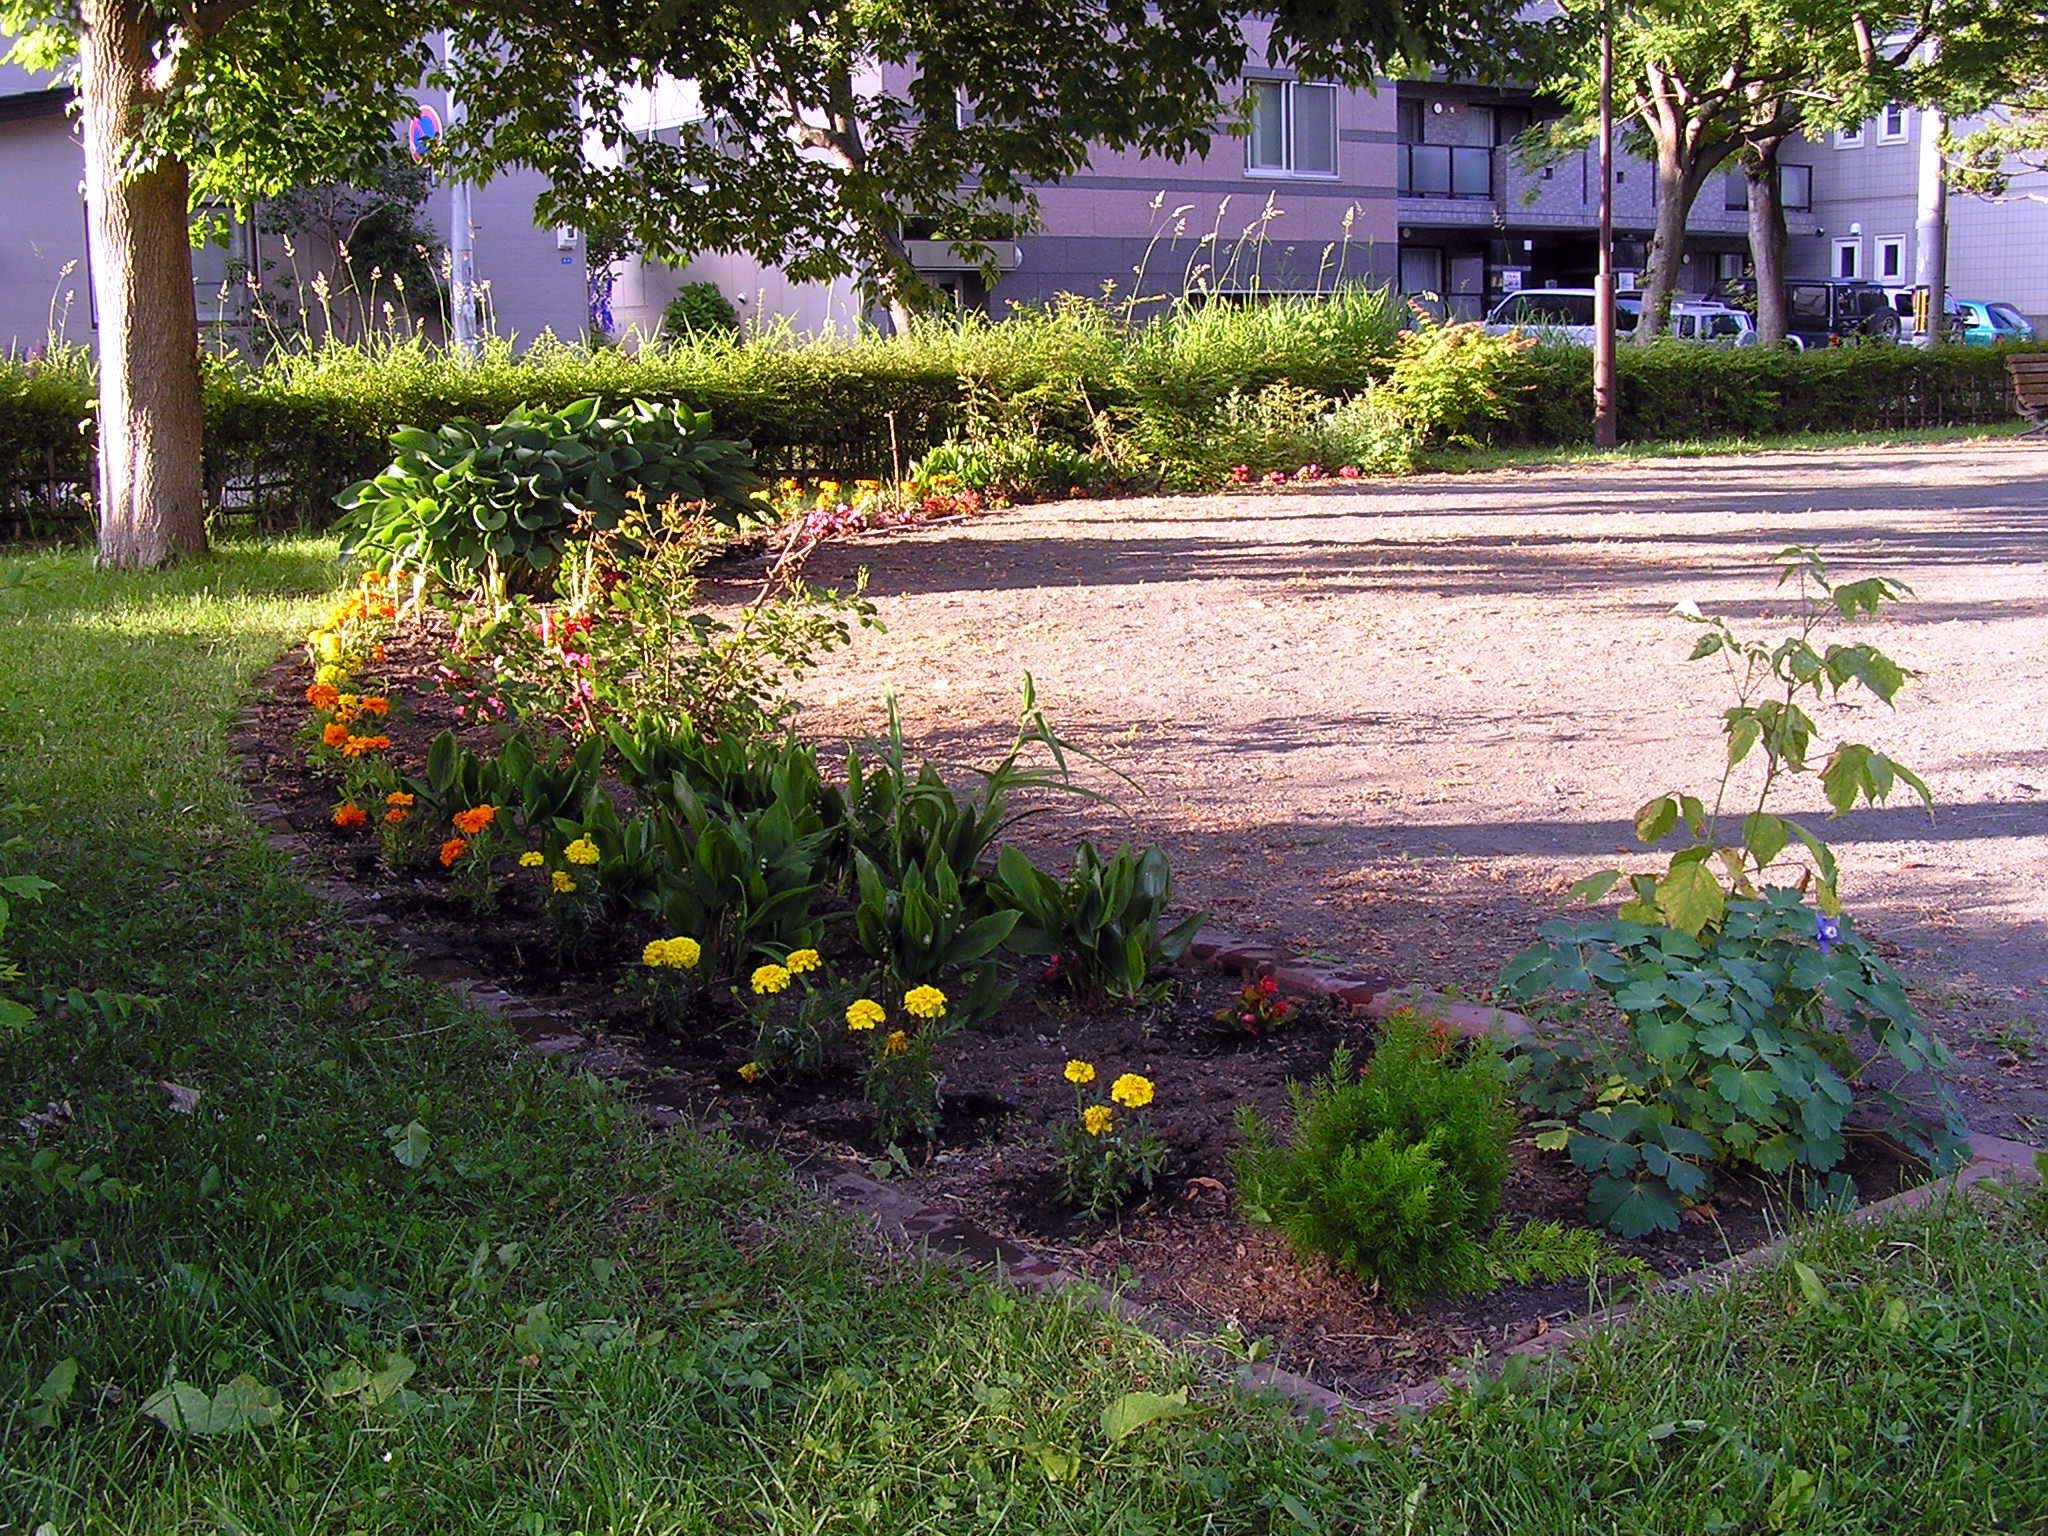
[1338,464,1362,479]
[1265,470,1288,485]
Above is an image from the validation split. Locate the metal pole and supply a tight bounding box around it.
[445,31,479,359]
[1914,98,1947,349]
[1593,0,1618,447]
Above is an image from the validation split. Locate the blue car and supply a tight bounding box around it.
[1954,298,2037,345]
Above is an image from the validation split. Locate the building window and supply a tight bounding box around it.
[1717,252,1747,284]
[1834,238,1863,280]
[1246,79,1338,178]
[1876,235,1906,282]
[1397,98,1425,144]
[1398,246,1444,297]
[1835,122,1865,149]
[1781,163,1812,211]
[1726,163,1812,211]
[1879,104,1910,143]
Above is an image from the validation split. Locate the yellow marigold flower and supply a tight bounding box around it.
[336,693,361,714]
[785,948,821,974]
[314,663,348,687]
[551,871,576,894]
[902,984,947,1021]
[1063,1059,1096,1086]
[313,631,343,663]
[564,836,600,866]
[751,963,792,996]
[519,850,545,868]
[1110,1073,1154,1110]
[846,998,885,1031]
[642,936,702,971]
[738,1061,761,1083]
[884,1029,909,1056]
[1082,1104,1113,1137]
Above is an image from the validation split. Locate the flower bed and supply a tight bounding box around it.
[236,601,1935,1402]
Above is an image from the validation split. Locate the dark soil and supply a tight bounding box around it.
[237,618,1930,1402]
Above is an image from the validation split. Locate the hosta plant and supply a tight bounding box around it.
[851,849,1018,1027]
[336,397,760,594]
[991,841,1204,1005]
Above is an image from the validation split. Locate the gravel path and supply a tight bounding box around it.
[765,440,2048,1137]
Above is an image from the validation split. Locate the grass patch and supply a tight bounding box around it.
[1419,419,2033,475]
[2,542,2045,1534]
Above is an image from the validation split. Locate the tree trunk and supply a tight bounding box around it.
[1746,139,1790,347]
[1634,142,1694,342]
[78,0,207,569]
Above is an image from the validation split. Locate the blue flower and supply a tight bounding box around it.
[1814,912,1841,954]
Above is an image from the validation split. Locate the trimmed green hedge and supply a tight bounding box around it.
[2,315,2035,535]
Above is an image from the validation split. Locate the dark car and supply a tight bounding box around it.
[1782,281,1902,347]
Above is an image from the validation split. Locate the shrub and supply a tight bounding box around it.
[660,281,739,340]
[335,397,761,592]
[1232,1012,1515,1305]
[1377,320,1536,451]
[0,346,94,540]
[991,841,1206,1004]
[1498,548,1967,1236]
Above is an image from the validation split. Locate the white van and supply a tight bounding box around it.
[1483,289,1755,345]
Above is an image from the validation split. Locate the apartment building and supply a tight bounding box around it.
[0,57,586,354]
[1781,105,2048,328]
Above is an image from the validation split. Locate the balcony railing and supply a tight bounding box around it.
[1396,143,1494,200]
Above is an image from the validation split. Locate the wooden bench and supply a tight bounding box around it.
[2008,352,2048,435]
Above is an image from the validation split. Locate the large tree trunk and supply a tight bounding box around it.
[1634,141,1694,342]
[1746,139,1790,347]
[78,0,207,569]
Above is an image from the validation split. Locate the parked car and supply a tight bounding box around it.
[1954,298,2037,345]
[1886,289,1964,342]
[1782,280,1902,346]
[1669,303,1757,345]
[1483,288,1639,344]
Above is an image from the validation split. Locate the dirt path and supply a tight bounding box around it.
[758,440,2048,1137]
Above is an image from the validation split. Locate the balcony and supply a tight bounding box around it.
[1398,144,1789,238]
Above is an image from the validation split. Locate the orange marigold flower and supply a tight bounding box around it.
[321,721,349,748]
[371,644,387,663]
[452,804,496,835]
[383,807,408,825]
[333,705,359,727]
[304,682,340,710]
[384,790,414,807]
[361,696,390,716]
[339,733,391,758]
[332,803,367,829]
[439,836,467,867]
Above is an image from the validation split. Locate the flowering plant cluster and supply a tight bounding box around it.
[1052,1060,1166,1219]
[839,984,949,1145]
[300,581,405,837]
[1216,975,1299,1037]
[1226,462,1365,488]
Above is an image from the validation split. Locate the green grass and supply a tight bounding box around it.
[1419,419,2033,475]
[3,542,2046,1534]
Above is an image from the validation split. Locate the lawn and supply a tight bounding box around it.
[3,541,2045,1534]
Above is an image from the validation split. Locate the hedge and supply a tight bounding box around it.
[2,313,2035,536]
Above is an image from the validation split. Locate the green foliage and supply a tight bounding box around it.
[907,434,1107,501]
[1232,1013,1516,1305]
[660,281,739,340]
[1502,891,1965,1237]
[852,850,1018,1024]
[335,396,761,591]
[0,344,94,540]
[1483,1219,1650,1289]
[1376,318,1536,451]
[1568,546,1930,935]
[1053,1068,1168,1219]
[992,842,1204,1004]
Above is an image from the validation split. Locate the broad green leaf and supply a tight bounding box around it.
[143,1375,282,1436]
[1101,1386,1192,1444]
[1741,812,1789,872]
[1568,870,1621,905]
[1634,795,1679,846]
[1654,860,1725,938]
[1791,1261,1830,1310]
[1587,1174,1680,1238]
[386,1120,432,1170]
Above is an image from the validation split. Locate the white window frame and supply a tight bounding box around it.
[1876,235,1906,283]
[1835,122,1866,149]
[1244,78,1340,180]
[1833,238,1864,281]
[1878,104,1910,144]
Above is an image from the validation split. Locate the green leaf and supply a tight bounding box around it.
[1634,795,1679,845]
[1101,1386,1192,1444]
[1032,1444,1081,1484]
[1741,812,1789,873]
[1654,860,1725,938]
[1587,1175,1680,1238]
[143,1375,283,1436]
[1791,1260,1830,1311]
[386,1120,432,1169]
[1569,870,1621,905]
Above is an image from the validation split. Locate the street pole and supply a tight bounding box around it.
[1914,98,1947,349]
[1593,0,1619,447]
[444,31,479,359]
